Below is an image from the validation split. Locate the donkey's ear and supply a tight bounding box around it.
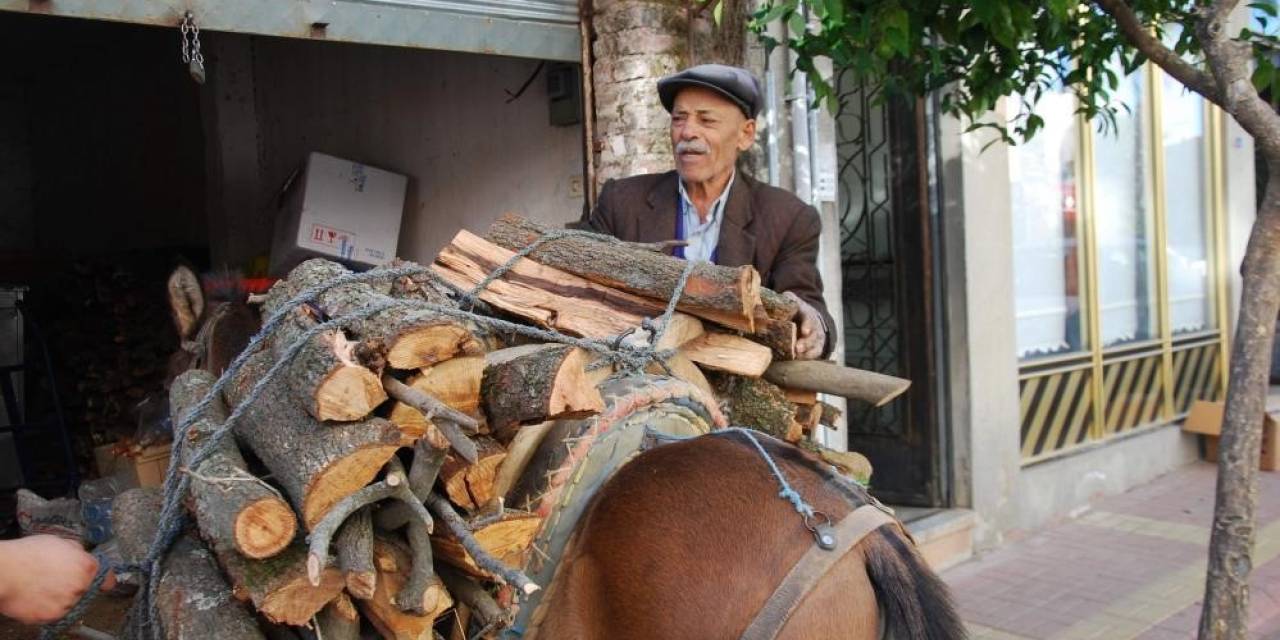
[167,265,204,340]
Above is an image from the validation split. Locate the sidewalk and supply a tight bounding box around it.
[942,462,1280,639]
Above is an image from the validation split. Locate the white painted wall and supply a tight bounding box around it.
[205,33,585,270]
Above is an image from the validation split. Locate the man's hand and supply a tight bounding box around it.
[784,291,827,360]
[0,535,110,625]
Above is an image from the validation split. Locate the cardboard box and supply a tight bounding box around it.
[93,443,172,488]
[1182,401,1280,471]
[269,152,407,276]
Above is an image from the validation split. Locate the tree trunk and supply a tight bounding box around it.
[1199,163,1280,639]
[485,214,762,332]
[171,370,297,560]
[224,349,402,529]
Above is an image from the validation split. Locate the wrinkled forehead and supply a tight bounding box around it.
[670,86,747,120]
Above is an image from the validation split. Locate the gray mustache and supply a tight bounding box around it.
[676,140,709,155]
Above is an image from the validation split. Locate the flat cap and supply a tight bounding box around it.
[657,64,762,119]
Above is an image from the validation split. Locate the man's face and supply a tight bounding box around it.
[670,86,756,185]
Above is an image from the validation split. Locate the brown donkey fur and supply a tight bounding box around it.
[535,433,966,640]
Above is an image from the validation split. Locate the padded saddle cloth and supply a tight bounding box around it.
[506,374,727,635]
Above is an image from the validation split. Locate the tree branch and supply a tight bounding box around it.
[1201,0,1280,156]
[1092,0,1224,107]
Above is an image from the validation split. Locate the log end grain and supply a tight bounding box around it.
[346,570,378,601]
[235,496,298,559]
[303,444,401,529]
[386,324,484,370]
[431,512,542,579]
[314,365,388,422]
[257,569,346,626]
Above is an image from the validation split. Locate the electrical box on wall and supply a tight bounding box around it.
[547,62,582,127]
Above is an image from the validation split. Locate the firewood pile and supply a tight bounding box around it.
[109,214,904,639]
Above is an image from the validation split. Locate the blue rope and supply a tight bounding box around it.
[719,428,817,520]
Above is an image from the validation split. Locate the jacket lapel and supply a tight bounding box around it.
[715,173,756,268]
[643,171,681,251]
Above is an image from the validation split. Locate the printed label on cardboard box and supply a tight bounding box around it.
[307,223,359,260]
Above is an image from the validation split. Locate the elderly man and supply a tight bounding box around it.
[584,64,834,359]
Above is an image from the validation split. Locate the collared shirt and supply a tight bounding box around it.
[676,171,735,264]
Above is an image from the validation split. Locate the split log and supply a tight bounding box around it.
[315,593,360,640]
[485,214,761,332]
[262,278,386,422]
[434,230,665,338]
[794,402,823,437]
[708,372,796,440]
[817,400,843,427]
[430,509,543,582]
[784,388,819,405]
[761,360,911,407]
[438,436,507,511]
[360,538,453,639]
[482,344,605,441]
[616,312,705,351]
[680,332,774,376]
[171,370,296,560]
[225,349,402,529]
[214,542,345,626]
[645,353,715,399]
[383,374,479,464]
[491,421,553,503]
[335,507,376,600]
[110,488,268,639]
[388,357,487,444]
[274,259,486,370]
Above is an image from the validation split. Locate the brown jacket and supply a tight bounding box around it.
[582,170,836,358]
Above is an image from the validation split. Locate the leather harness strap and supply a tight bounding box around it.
[739,503,900,640]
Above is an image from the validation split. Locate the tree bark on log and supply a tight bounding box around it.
[335,507,376,600]
[213,539,345,626]
[315,593,360,640]
[482,344,605,441]
[484,214,761,332]
[261,279,385,422]
[438,437,507,512]
[762,360,911,407]
[708,372,796,440]
[172,370,297,560]
[360,538,453,639]
[438,566,506,630]
[224,349,402,529]
[491,421,554,504]
[273,259,486,370]
[111,488,268,640]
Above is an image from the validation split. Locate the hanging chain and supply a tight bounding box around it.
[179,11,206,85]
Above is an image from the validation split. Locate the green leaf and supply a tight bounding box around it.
[789,9,807,37]
[1251,1,1278,18]
[758,1,794,25]
[825,0,844,24]
[712,0,723,27]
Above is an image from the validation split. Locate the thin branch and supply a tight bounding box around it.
[1092,0,1224,107]
[382,374,480,464]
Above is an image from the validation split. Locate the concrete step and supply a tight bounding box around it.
[898,508,976,572]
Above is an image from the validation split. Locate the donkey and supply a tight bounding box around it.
[533,431,966,640]
[164,265,260,386]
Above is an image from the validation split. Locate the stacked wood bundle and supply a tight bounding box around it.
[116,214,905,639]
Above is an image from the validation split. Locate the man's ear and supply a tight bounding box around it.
[738,118,757,152]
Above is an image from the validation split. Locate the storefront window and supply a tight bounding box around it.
[1161,73,1214,334]
[1092,66,1159,348]
[1009,89,1086,360]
